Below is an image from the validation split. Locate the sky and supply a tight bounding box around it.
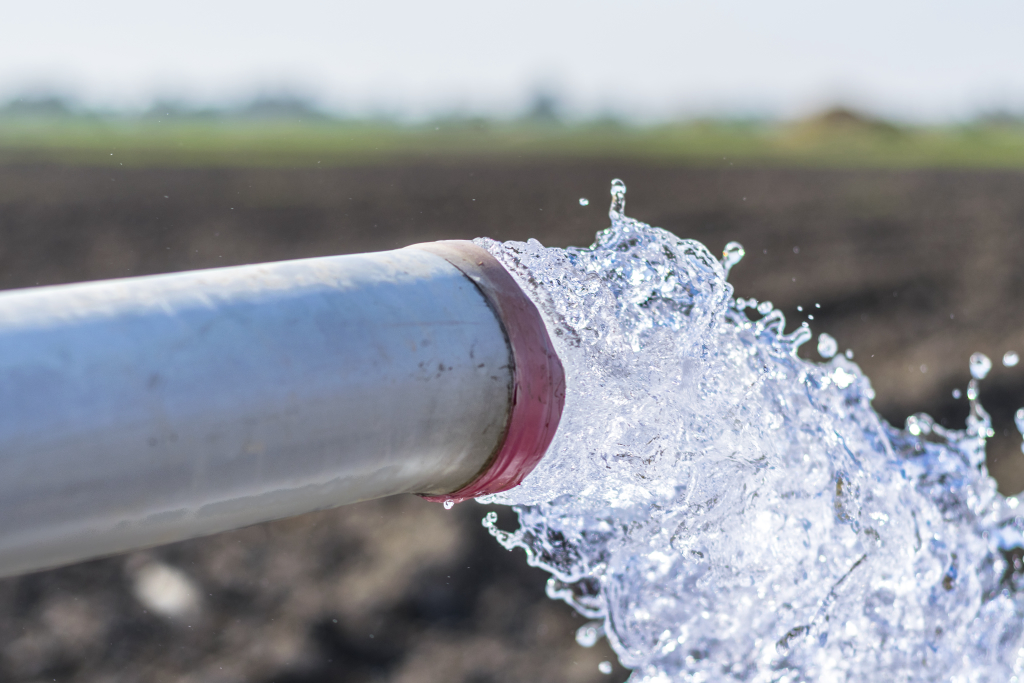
[2,0,1023,122]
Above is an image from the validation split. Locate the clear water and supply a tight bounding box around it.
[474,180,1024,682]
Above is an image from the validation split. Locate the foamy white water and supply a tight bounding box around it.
[476,180,1024,682]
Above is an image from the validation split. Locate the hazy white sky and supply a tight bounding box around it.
[2,0,1023,121]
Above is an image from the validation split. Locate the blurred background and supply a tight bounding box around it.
[2,1,1024,681]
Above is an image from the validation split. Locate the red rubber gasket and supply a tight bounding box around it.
[409,241,565,504]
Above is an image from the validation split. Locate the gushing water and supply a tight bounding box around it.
[475,181,1024,682]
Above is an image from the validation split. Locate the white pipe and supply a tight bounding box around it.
[0,242,564,578]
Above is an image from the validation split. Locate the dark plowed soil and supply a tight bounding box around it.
[1,161,1023,682]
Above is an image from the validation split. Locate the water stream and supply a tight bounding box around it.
[476,181,1024,682]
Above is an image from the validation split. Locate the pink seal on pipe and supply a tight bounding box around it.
[409,241,566,505]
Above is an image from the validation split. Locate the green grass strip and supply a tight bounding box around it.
[3,117,1024,168]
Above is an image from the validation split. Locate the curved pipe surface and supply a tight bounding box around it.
[0,242,563,578]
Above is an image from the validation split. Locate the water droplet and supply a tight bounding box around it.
[952,388,962,399]
[599,661,613,674]
[1015,408,1024,435]
[797,306,803,312]
[609,179,627,218]
[576,621,604,647]
[969,353,992,380]
[817,333,837,359]
[579,198,590,206]
[721,241,745,274]
[443,499,455,510]
[756,301,773,315]
[845,349,854,359]
[1004,351,1019,367]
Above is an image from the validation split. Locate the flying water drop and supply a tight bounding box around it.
[579,198,590,206]
[575,621,604,647]
[969,352,992,379]
[599,661,613,675]
[1004,351,1019,367]
[816,333,838,359]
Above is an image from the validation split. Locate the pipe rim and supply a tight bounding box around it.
[408,241,565,504]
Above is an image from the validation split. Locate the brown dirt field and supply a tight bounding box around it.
[1,161,1023,682]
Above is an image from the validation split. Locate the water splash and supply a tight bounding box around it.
[475,181,1024,682]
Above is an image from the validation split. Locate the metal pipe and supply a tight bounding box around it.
[0,241,564,578]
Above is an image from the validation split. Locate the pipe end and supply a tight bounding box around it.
[409,241,565,505]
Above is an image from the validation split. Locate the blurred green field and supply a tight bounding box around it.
[4,110,1024,168]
